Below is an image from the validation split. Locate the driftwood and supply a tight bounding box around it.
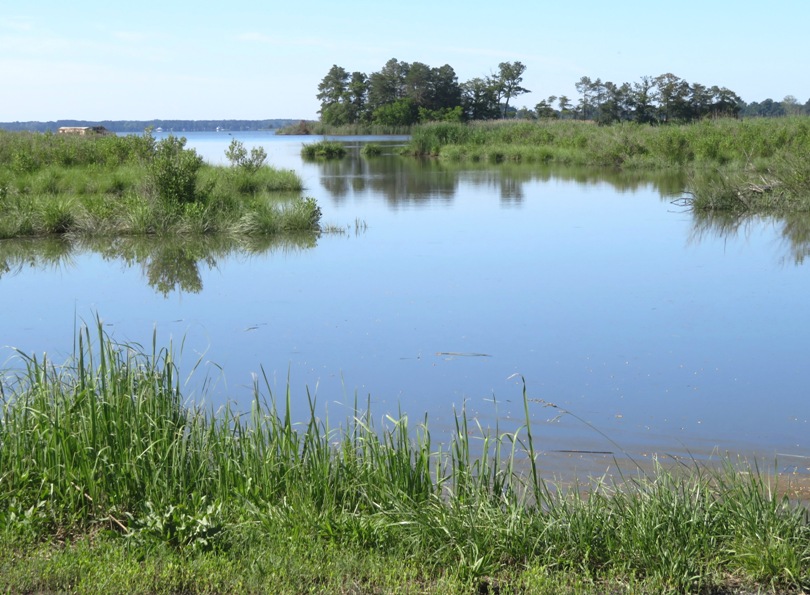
[675,174,784,210]
[745,176,780,194]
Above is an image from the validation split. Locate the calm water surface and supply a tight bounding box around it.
[2,131,808,476]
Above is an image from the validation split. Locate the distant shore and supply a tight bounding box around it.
[0,119,303,134]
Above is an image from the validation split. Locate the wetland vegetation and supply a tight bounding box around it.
[0,325,808,594]
[300,139,348,160]
[405,118,810,213]
[405,117,810,167]
[0,130,321,238]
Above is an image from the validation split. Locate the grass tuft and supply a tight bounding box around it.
[300,140,347,159]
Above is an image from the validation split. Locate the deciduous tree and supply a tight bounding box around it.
[430,64,462,111]
[371,97,419,126]
[462,77,500,120]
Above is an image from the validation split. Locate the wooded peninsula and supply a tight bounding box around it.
[306,58,809,128]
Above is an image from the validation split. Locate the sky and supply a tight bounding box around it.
[2,0,809,121]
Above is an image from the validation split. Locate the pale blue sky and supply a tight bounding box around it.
[2,0,808,121]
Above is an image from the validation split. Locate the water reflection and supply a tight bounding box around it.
[315,151,688,206]
[689,210,810,265]
[316,144,809,265]
[0,233,318,296]
[317,156,458,206]
[0,237,75,277]
[781,212,810,264]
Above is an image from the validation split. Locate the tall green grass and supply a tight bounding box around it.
[0,130,155,171]
[1,324,808,593]
[407,117,810,169]
[0,131,317,238]
[0,186,320,238]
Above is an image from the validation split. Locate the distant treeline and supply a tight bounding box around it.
[0,119,300,133]
[316,58,810,127]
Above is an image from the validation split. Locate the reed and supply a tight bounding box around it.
[1,323,808,593]
[407,117,810,170]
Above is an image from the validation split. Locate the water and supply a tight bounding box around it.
[2,131,808,477]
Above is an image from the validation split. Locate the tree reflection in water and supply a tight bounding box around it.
[0,233,318,296]
[314,146,689,207]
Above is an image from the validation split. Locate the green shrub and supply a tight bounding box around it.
[146,136,204,205]
[225,139,267,174]
[11,151,37,174]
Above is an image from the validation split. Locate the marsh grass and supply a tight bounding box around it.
[360,142,383,157]
[408,117,810,168]
[0,189,320,238]
[0,131,316,238]
[684,151,810,212]
[198,162,302,196]
[300,140,347,159]
[0,130,155,171]
[410,118,810,213]
[0,324,808,593]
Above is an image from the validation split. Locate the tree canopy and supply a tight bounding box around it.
[315,59,808,127]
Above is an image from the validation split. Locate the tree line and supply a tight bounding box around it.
[0,119,300,133]
[317,59,810,126]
